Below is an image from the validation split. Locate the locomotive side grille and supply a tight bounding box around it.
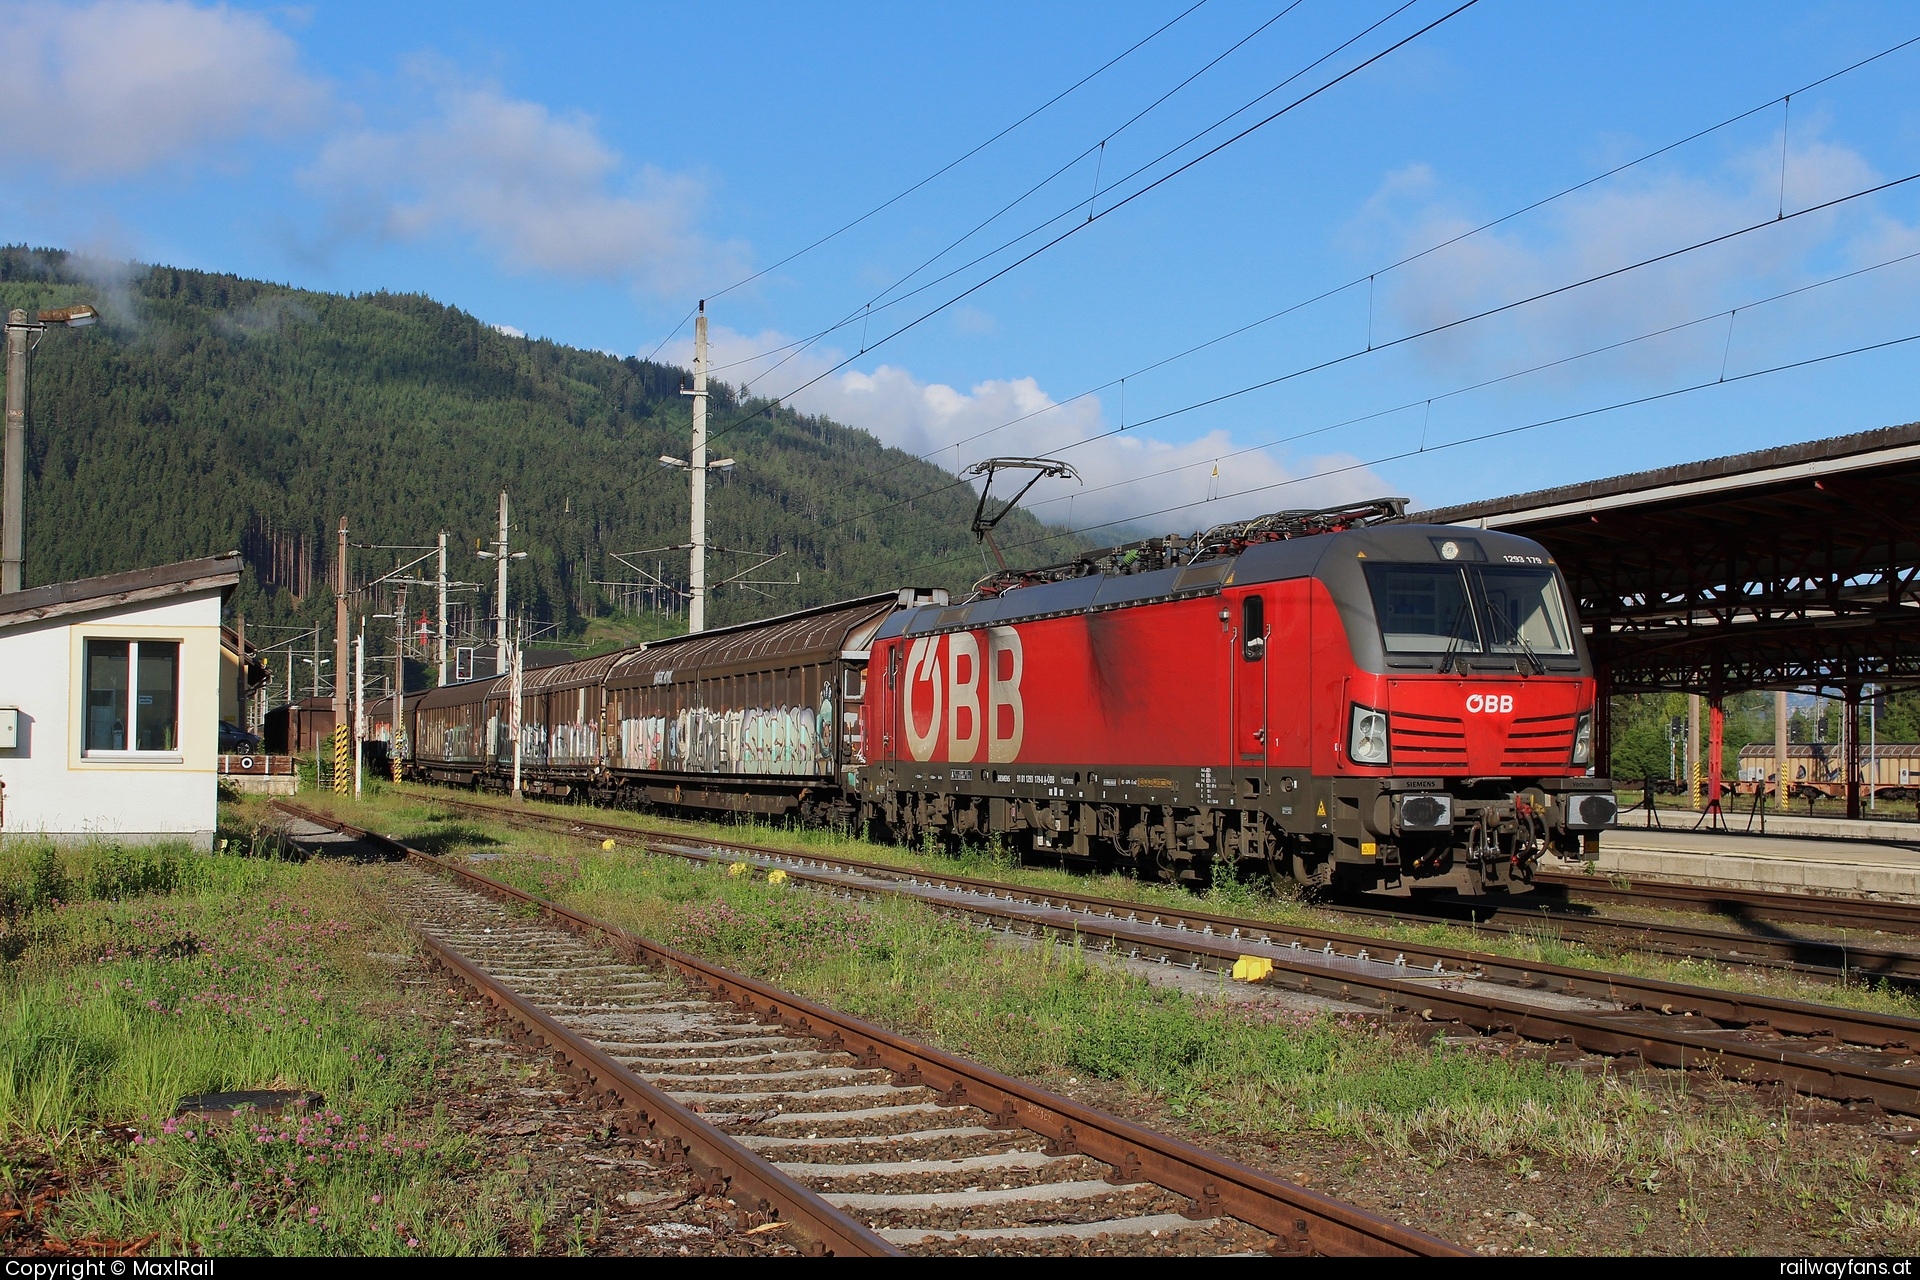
[1501,712,1578,768]
[1390,711,1467,764]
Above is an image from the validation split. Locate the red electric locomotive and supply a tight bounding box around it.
[856,500,1614,894]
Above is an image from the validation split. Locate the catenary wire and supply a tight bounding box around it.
[834,29,1920,487]
[635,0,1213,362]
[705,1,1311,386]
[707,0,1427,388]
[901,327,1920,577]
[1016,244,1920,515]
[837,163,1920,525]
[836,242,1920,530]
[683,0,1483,470]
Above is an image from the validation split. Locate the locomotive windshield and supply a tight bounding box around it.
[1366,564,1481,654]
[1475,565,1575,656]
[1365,563,1575,658]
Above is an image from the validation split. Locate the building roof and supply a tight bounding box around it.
[1414,421,1920,528]
[0,553,243,633]
[1409,423,1920,695]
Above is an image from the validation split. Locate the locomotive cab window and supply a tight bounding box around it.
[1240,595,1266,661]
[1365,565,1481,654]
[1474,567,1575,656]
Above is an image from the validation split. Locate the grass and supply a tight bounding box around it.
[0,826,547,1256]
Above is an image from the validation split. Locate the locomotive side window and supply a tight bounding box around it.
[1241,596,1266,661]
[1474,567,1576,655]
[1365,565,1482,654]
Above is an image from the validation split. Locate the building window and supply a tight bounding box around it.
[85,639,180,754]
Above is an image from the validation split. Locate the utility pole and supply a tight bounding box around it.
[1775,690,1790,810]
[2,304,95,594]
[1686,692,1701,811]
[333,517,350,794]
[2,311,27,594]
[353,622,364,798]
[393,584,407,773]
[661,303,735,632]
[477,495,524,673]
[510,615,524,801]
[495,492,510,674]
[437,530,450,687]
[689,302,709,632]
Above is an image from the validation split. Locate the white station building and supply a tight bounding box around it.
[0,553,242,849]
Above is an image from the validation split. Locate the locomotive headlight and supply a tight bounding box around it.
[1571,711,1593,765]
[1349,704,1389,765]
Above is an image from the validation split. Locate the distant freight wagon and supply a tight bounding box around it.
[1737,742,1920,801]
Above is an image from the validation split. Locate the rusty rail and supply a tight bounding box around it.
[277,800,1466,1258]
[417,931,897,1257]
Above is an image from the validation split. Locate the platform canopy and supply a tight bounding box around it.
[1416,422,1920,699]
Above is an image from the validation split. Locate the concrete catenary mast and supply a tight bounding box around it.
[689,303,709,633]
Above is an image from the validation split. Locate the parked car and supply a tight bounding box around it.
[219,721,264,753]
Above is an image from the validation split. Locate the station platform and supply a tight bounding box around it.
[1586,819,1920,903]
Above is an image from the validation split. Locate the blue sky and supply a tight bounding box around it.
[5,0,1920,535]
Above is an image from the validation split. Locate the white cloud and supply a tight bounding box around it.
[675,326,1390,534]
[306,69,743,293]
[491,322,526,338]
[1353,132,1903,379]
[0,0,325,176]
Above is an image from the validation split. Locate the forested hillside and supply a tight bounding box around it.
[0,247,1085,646]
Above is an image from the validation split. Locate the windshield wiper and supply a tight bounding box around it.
[1470,574,1545,675]
[1510,632,1545,676]
[1439,603,1474,675]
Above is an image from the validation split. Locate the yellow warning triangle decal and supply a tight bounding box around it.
[1316,801,1327,816]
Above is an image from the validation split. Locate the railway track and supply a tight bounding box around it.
[277,801,1462,1259]
[1533,870,1920,938]
[334,792,1920,1118]
[1322,890,1920,987]
[402,792,1920,988]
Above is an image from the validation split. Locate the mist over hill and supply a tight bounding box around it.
[0,247,1090,644]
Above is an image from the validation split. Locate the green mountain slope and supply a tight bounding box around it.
[0,247,1087,646]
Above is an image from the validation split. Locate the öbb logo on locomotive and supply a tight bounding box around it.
[902,627,1025,763]
[1465,693,1515,714]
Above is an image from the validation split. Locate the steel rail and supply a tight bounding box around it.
[415,929,898,1257]
[278,800,1464,1258]
[1321,894,1920,986]
[1535,870,1920,937]
[371,792,1920,1116]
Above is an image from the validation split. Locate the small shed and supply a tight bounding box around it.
[264,696,336,754]
[0,553,242,849]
